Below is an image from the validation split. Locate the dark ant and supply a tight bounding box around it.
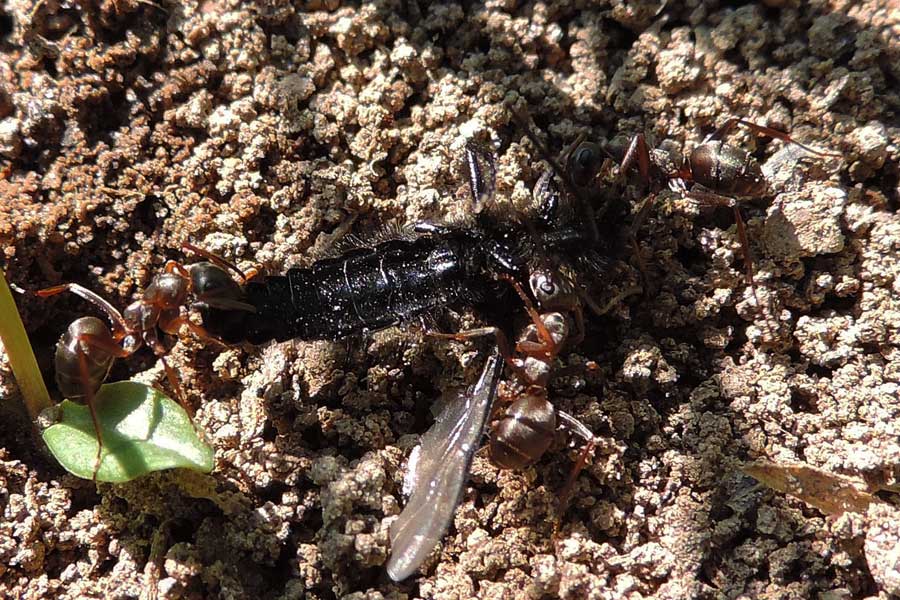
[569,118,840,308]
[37,243,255,479]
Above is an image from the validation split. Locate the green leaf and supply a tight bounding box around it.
[42,381,215,482]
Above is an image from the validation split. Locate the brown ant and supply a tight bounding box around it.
[387,263,604,581]
[570,118,840,309]
[487,270,603,509]
[37,243,256,479]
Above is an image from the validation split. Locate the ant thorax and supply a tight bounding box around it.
[518,311,569,349]
[514,355,553,386]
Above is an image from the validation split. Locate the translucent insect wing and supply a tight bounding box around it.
[386,349,504,582]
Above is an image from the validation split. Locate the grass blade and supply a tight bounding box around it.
[0,267,51,418]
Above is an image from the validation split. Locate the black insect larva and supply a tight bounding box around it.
[205,225,524,344]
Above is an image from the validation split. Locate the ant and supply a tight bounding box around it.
[570,117,840,312]
[37,243,256,479]
[386,264,605,581]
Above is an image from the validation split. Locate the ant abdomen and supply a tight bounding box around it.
[689,141,766,198]
[490,393,557,470]
[54,316,116,401]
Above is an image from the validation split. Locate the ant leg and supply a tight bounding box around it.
[685,189,756,292]
[76,333,133,359]
[631,191,658,235]
[556,410,599,512]
[426,326,526,379]
[616,137,659,297]
[159,313,230,348]
[143,317,195,420]
[551,360,600,381]
[708,118,840,158]
[628,191,659,297]
[160,356,194,420]
[577,285,643,318]
[85,396,105,481]
[73,341,105,481]
[37,284,129,338]
[684,189,776,332]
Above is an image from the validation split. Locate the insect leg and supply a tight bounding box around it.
[707,118,840,158]
[685,188,758,302]
[556,409,600,512]
[577,285,643,318]
[160,356,194,420]
[684,188,779,338]
[427,326,526,380]
[69,333,130,480]
[37,284,130,338]
[158,313,230,348]
[612,133,662,295]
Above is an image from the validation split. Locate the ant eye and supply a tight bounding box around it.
[575,147,594,168]
[530,272,559,305]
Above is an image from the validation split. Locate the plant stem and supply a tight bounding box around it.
[0,268,52,419]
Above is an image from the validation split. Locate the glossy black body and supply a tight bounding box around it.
[202,224,543,344]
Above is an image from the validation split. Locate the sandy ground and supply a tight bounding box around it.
[1,0,899,598]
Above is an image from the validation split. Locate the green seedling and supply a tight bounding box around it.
[42,381,214,482]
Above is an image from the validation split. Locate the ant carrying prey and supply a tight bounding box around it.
[385,136,619,581]
[37,243,255,478]
[386,261,605,582]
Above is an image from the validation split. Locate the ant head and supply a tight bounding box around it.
[568,142,605,188]
[528,265,577,312]
[144,272,190,310]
